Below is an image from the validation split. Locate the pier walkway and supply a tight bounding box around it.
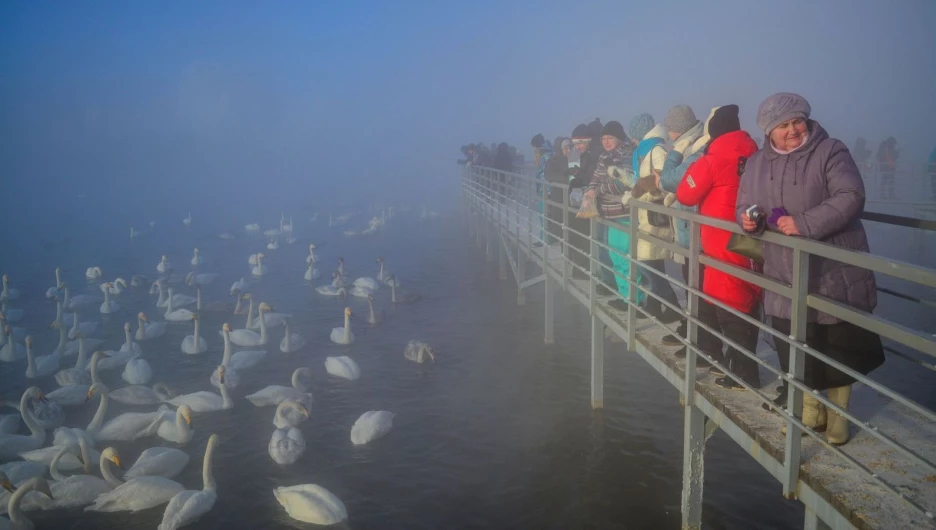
[460,165,936,530]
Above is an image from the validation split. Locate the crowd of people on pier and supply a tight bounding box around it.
[463,93,894,446]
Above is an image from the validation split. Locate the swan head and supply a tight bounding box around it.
[258,253,265,259]
[25,387,47,403]
[161,255,167,262]
[2,274,8,283]
[123,322,131,331]
[4,325,11,336]
[338,257,344,264]
[194,248,199,254]
[58,281,68,289]
[192,313,199,322]
[376,256,384,263]
[222,322,231,332]
[0,472,14,493]
[138,312,148,322]
[55,267,62,274]
[87,381,109,401]
[49,320,61,329]
[178,405,193,426]
[344,307,353,318]
[309,243,316,250]
[216,365,226,383]
[388,274,396,281]
[259,302,272,312]
[101,447,121,469]
[367,293,375,302]
[25,335,32,346]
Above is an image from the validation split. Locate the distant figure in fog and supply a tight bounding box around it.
[566,124,599,278]
[853,137,872,175]
[738,92,884,446]
[876,136,899,199]
[544,137,571,242]
[493,142,513,200]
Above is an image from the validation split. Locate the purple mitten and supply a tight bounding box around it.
[767,207,789,227]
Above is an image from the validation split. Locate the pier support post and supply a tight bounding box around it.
[680,403,705,530]
[485,218,493,263]
[590,315,604,409]
[544,247,555,345]
[498,233,507,281]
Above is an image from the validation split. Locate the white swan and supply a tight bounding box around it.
[228,303,270,346]
[353,277,379,291]
[122,357,152,385]
[19,442,118,511]
[92,385,180,442]
[50,378,111,446]
[325,356,360,381]
[305,244,319,264]
[269,402,308,465]
[53,338,96,387]
[389,275,420,304]
[62,284,101,311]
[0,388,46,460]
[245,367,313,409]
[150,405,194,445]
[131,275,148,288]
[348,285,373,298]
[136,312,168,341]
[251,253,268,277]
[404,340,436,363]
[366,294,384,326]
[267,237,279,250]
[185,272,218,287]
[166,366,233,413]
[230,277,249,295]
[280,319,306,353]
[350,410,395,445]
[44,268,63,299]
[109,383,173,406]
[85,447,185,513]
[376,256,393,283]
[164,289,196,322]
[273,397,310,429]
[190,248,203,266]
[85,267,103,282]
[304,260,320,281]
[182,212,192,227]
[16,443,99,475]
[0,477,52,530]
[68,310,97,340]
[0,327,24,363]
[24,337,59,379]
[47,351,105,406]
[249,302,291,330]
[118,322,143,354]
[219,232,235,240]
[315,272,346,296]
[330,307,355,345]
[211,323,266,389]
[124,447,189,479]
[273,484,348,526]
[181,314,207,354]
[157,255,172,275]
[95,348,136,372]
[245,223,260,233]
[102,278,128,295]
[99,283,120,314]
[157,433,219,530]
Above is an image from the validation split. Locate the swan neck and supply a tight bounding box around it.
[157,283,166,306]
[100,450,123,487]
[89,350,102,383]
[153,383,171,401]
[56,300,63,323]
[62,285,69,306]
[8,479,39,524]
[25,341,35,374]
[344,314,351,342]
[368,299,375,321]
[19,391,44,440]
[196,288,202,310]
[391,283,397,303]
[55,268,61,285]
[124,327,132,349]
[193,317,200,342]
[220,376,232,409]
[76,337,88,368]
[222,330,231,365]
[71,313,79,333]
[50,446,69,481]
[284,321,291,349]
[87,389,108,433]
[57,321,66,349]
[259,306,267,342]
[246,298,255,328]
[202,438,218,491]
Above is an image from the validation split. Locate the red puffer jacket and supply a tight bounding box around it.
[677,130,761,313]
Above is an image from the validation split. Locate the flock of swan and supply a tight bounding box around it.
[0,208,438,529]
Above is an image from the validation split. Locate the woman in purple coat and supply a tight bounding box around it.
[736,93,884,445]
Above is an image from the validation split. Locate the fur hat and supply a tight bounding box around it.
[756,92,811,134]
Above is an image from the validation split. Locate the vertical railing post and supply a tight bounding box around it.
[589,218,598,312]
[626,204,638,349]
[591,303,605,409]
[542,181,554,344]
[562,188,570,290]
[783,247,810,498]
[680,215,704,530]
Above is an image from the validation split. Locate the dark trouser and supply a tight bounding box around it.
[680,263,723,356]
[770,317,885,391]
[640,259,681,320]
[546,190,564,243]
[714,306,761,387]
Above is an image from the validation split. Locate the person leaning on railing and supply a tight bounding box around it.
[567,124,600,279]
[737,92,885,445]
[544,137,571,243]
[676,105,762,391]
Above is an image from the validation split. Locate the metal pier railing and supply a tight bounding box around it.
[460,164,936,530]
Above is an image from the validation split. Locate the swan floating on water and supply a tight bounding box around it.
[136,312,168,341]
[280,319,306,353]
[182,212,192,227]
[404,340,436,363]
[0,388,46,460]
[350,410,395,445]
[102,278,128,295]
[123,447,190,479]
[228,303,271,346]
[324,355,360,380]
[0,326,25,363]
[25,336,59,379]
[167,366,233,413]
[122,357,152,385]
[98,284,120,314]
[0,476,52,529]
[269,401,308,465]
[245,223,260,233]
[389,275,420,304]
[267,237,279,250]
[190,248,203,266]
[330,307,355,345]
[274,483,348,526]
[156,255,172,275]
[85,446,185,513]
[230,277,249,295]
[48,350,106,406]
[212,322,267,389]
[85,267,103,282]
[181,314,207,354]
[251,253,268,277]
[246,367,312,409]
[45,268,63,299]
[157,433,219,530]
[185,271,218,287]
[164,289,195,322]
[366,294,384,326]
[108,382,173,406]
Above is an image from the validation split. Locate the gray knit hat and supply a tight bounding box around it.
[628,113,655,141]
[756,92,811,134]
[664,105,698,135]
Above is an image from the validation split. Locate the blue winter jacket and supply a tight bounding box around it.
[660,149,704,249]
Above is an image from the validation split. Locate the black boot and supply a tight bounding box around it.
[762,382,788,412]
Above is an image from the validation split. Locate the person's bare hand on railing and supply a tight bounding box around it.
[776,215,801,236]
[741,213,758,232]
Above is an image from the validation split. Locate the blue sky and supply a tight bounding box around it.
[2,0,935,215]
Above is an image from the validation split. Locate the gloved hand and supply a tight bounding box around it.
[673,135,695,155]
[607,165,630,181]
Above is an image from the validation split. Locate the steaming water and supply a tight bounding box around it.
[2,200,932,529]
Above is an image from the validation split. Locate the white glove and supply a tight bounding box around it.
[673,136,694,155]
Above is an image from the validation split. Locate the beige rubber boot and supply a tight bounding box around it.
[825,385,852,445]
[781,392,826,435]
